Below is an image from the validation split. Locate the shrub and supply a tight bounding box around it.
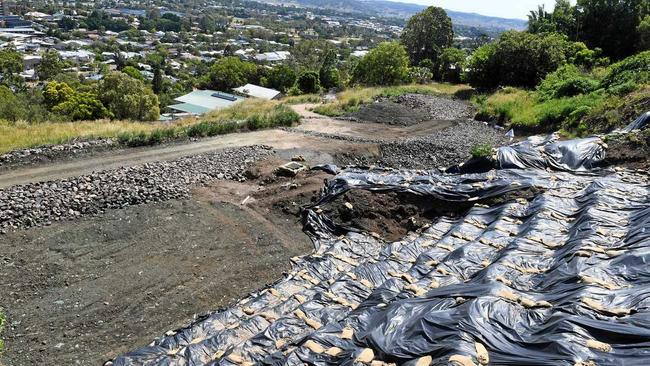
[185,120,238,138]
[465,31,595,89]
[536,65,600,100]
[470,143,494,158]
[296,71,321,94]
[600,51,650,95]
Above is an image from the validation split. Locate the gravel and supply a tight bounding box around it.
[0,145,274,233]
[339,121,510,169]
[0,139,117,169]
[347,94,473,126]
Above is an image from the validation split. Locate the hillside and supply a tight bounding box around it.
[258,0,527,31]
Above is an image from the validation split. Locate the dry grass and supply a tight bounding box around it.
[0,119,167,154]
[0,98,294,154]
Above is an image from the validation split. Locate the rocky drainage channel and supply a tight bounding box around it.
[0,145,274,233]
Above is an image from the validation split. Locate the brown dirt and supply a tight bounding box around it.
[602,130,650,170]
[0,158,337,366]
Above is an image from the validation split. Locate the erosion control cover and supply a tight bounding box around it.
[112,160,650,366]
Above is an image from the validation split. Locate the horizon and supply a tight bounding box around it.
[385,0,566,20]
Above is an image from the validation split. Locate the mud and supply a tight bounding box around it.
[602,130,650,169]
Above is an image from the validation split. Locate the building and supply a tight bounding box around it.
[254,51,290,63]
[233,84,282,100]
[168,90,245,116]
[0,1,8,17]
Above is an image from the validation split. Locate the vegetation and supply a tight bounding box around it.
[465,31,600,89]
[99,72,160,121]
[528,0,649,59]
[474,51,650,134]
[470,143,494,158]
[351,42,411,86]
[296,71,321,94]
[0,99,300,153]
[401,6,454,65]
[202,57,260,92]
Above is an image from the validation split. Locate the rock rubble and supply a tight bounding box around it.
[0,139,116,169]
[0,145,274,233]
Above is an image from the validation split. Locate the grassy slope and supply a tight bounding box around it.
[0,99,299,154]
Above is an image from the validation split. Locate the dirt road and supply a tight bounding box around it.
[0,104,457,189]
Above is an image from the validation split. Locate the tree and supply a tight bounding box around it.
[0,48,24,89]
[36,51,65,81]
[437,47,466,83]
[638,15,650,51]
[152,67,164,95]
[401,7,453,65]
[465,31,591,88]
[98,72,160,121]
[576,0,648,59]
[263,64,296,93]
[52,92,111,121]
[122,66,144,81]
[352,42,411,86]
[59,16,78,31]
[43,81,74,109]
[296,71,321,94]
[203,57,257,91]
[0,86,26,122]
[319,49,340,89]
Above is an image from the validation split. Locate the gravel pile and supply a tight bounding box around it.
[0,139,116,169]
[0,145,274,233]
[339,121,509,169]
[393,94,473,120]
[347,94,473,126]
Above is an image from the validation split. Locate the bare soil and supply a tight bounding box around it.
[0,159,335,366]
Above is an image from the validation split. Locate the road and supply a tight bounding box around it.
[0,104,453,188]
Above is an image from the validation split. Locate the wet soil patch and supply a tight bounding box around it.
[601,131,650,170]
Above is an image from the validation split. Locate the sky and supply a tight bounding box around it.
[394,0,562,20]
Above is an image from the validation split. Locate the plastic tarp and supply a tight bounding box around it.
[621,111,650,133]
[111,164,650,366]
[495,133,607,171]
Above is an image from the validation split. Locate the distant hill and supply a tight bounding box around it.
[258,0,527,31]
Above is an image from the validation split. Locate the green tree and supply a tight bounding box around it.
[43,81,74,109]
[36,51,65,81]
[0,86,25,122]
[263,64,296,93]
[465,31,590,88]
[59,16,78,31]
[296,71,321,94]
[319,49,340,89]
[52,92,112,121]
[0,48,24,89]
[352,42,411,86]
[152,67,164,95]
[576,0,648,59]
[638,15,650,51]
[122,66,144,81]
[99,72,160,121]
[401,6,453,65]
[437,47,466,83]
[203,57,257,91]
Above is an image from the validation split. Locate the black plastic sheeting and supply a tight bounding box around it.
[495,134,607,172]
[621,111,650,133]
[111,164,650,366]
